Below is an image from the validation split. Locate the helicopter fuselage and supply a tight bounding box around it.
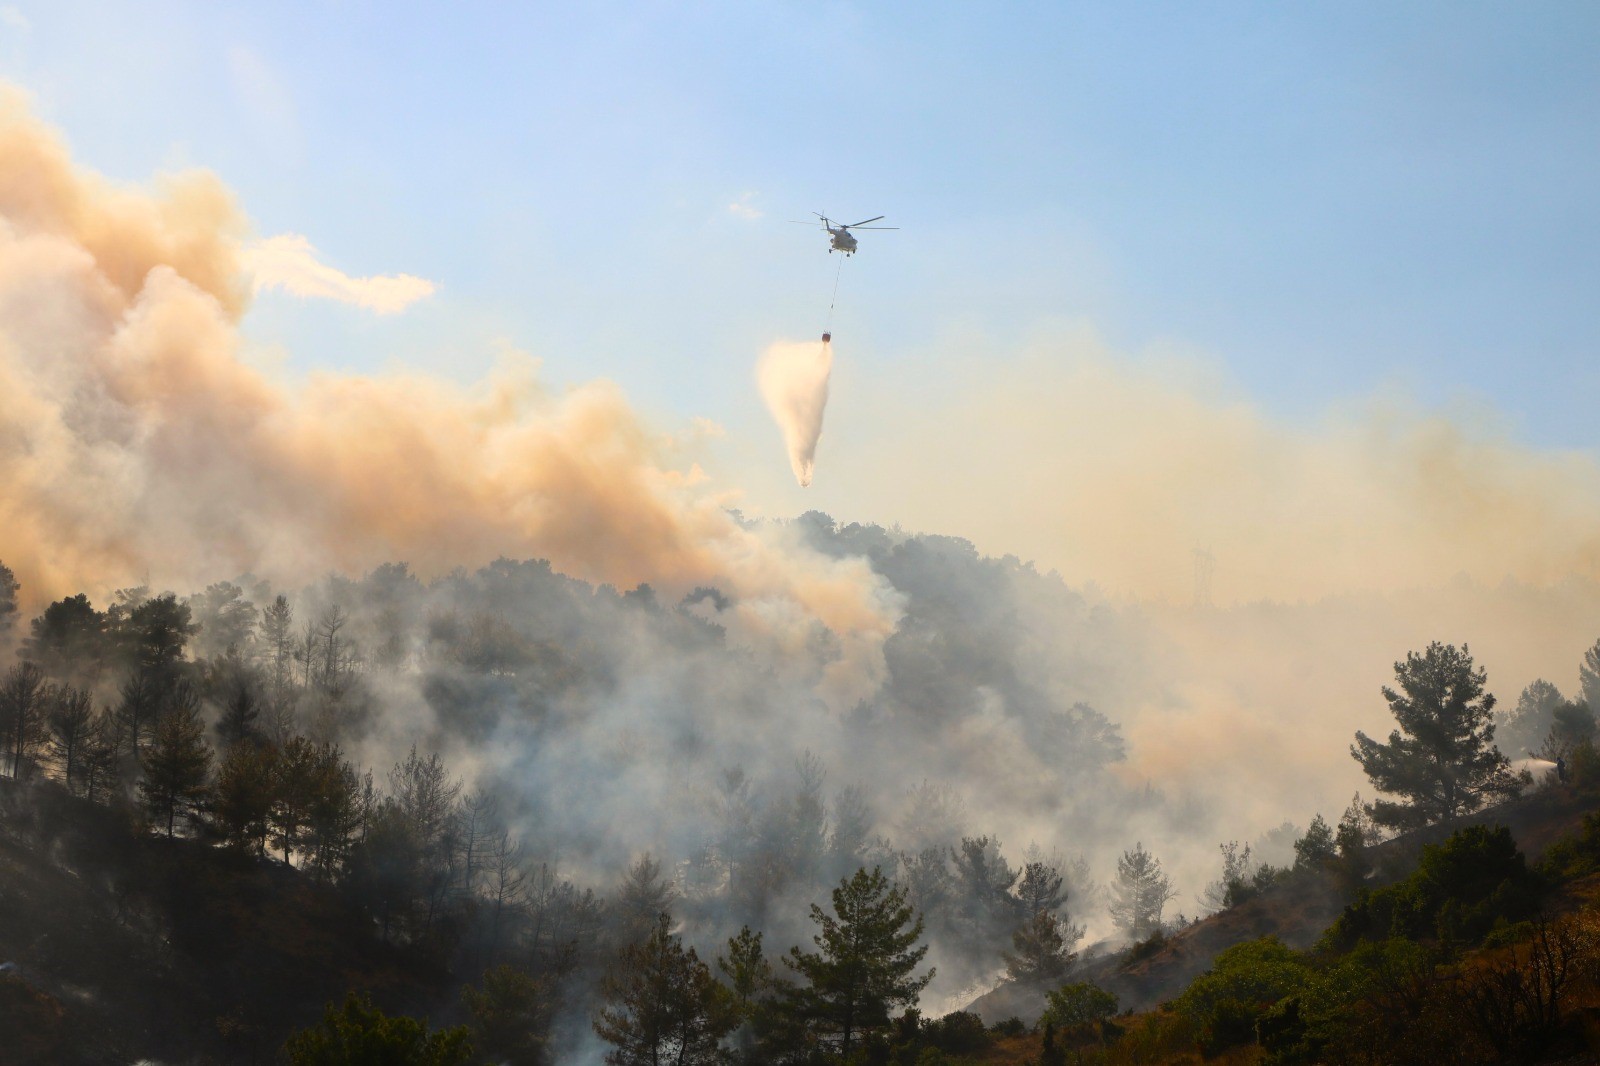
[827,226,858,255]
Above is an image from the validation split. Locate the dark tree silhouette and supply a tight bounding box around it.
[139,683,213,837]
[216,681,262,751]
[785,866,933,1058]
[0,660,49,777]
[46,684,96,793]
[1582,638,1600,712]
[1002,910,1078,985]
[1351,642,1520,829]
[462,965,552,1066]
[0,560,17,639]
[215,741,277,854]
[593,913,733,1066]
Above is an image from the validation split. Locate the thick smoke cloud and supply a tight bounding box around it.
[809,331,1600,604]
[0,91,897,707]
[757,338,832,487]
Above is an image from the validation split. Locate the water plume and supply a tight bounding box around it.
[757,338,833,487]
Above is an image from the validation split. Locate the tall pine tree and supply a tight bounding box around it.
[593,913,732,1065]
[139,683,213,837]
[1351,642,1520,829]
[785,867,933,1059]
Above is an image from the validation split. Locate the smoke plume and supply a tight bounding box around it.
[757,338,833,487]
[0,90,897,706]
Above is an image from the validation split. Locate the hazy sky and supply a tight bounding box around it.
[4,2,1599,584]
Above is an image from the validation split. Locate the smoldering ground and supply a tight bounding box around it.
[9,86,1600,1021]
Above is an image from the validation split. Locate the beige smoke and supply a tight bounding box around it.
[804,325,1600,604]
[757,338,833,487]
[0,91,898,705]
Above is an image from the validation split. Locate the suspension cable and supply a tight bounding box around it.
[823,253,845,337]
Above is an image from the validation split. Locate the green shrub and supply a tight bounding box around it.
[921,1011,989,1054]
[1174,937,1312,1056]
[1322,825,1541,951]
[1040,981,1119,1031]
[284,993,474,1066]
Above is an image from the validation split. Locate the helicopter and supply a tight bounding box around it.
[793,213,898,255]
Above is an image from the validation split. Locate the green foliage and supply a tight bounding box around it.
[1322,824,1542,951]
[1543,700,1595,758]
[1001,910,1076,985]
[717,926,791,1065]
[1567,738,1600,790]
[920,1011,989,1054]
[987,1016,1026,1037]
[1173,937,1312,1056]
[1292,815,1336,872]
[1541,810,1600,880]
[283,992,473,1066]
[462,964,552,1066]
[1480,918,1536,949]
[594,913,732,1066]
[785,866,933,1059]
[1040,981,1118,1031]
[1351,642,1521,829]
[1258,939,1434,1065]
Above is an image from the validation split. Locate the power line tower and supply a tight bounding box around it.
[1192,547,1215,608]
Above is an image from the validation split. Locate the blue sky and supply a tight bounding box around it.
[5,1,1599,453]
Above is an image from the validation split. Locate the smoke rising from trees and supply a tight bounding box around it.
[0,90,895,710]
[15,85,1600,1050]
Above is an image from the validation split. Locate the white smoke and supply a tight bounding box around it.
[757,338,833,487]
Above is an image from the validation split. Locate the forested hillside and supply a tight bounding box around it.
[6,523,1600,1064]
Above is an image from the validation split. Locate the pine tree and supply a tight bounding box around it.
[593,913,733,1066]
[463,965,551,1066]
[1351,642,1521,829]
[0,561,18,640]
[784,866,934,1058]
[139,683,213,837]
[1015,860,1066,916]
[79,709,121,804]
[1199,842,1255,912]
[718,926,788,1064]
[270,736,320,863]
[1581,638,1600,712]
[1293,815,1337,872]
[0,660,49,778]
[24,594,109,682]
[215,741,278,853]
[114,669,160,767]
[216,682,262,751]
[46,684,96,792]
[613,853,679,947]
[1108,843,1176,941]
[1002,910,1078,985]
